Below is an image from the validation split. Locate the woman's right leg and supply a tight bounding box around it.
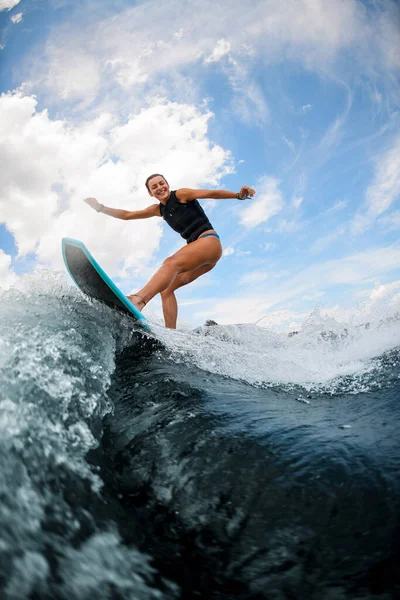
[128,236,222,313]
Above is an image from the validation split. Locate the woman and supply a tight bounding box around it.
[84,174,255,328]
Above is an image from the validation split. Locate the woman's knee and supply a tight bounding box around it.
[162,255,180,270]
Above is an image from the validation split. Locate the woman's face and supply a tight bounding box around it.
[147,176,170,202]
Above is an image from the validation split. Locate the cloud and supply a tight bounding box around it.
[0,92,109,257]
[261,242,275,251]
[224,57,270,125]
[298,245,400,289]
[324,200,347,214]
[367,280,400,306]
[292,196,303,209]
[276,219,301,233]
[104,56,149,89]
[110,101,233,187]
[0,249,18,290]
[311,225,346,254]
[300,291,325,302]
[173,28,185,40]
[240,176,284,228]
[43,48,102,105]
[206,244,400,325]
[0,91,233,279]
[10,10,22,22]
[281,135,296,152]
[0,0,21,10]
[204,39,231,64]
[374,1,400,72]
[352,132,400,233]
[378,211,400,230]
[195,295,273,326]
[315,79,353,164]
[238,271,268,285]
[18,0,400,114]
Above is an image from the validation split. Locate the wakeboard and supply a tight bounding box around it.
[62,237,149,329]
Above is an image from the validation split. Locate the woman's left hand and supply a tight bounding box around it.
[239,186,255,199]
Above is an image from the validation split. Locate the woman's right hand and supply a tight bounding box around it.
[84,197,100,211]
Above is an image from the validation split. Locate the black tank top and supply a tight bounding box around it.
[159,190,214,243]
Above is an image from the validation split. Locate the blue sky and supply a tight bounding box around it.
[0,0,399,328]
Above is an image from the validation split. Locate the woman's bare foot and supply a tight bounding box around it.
[127,294,146,311]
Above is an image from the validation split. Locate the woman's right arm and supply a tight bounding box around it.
[84,198,161,219]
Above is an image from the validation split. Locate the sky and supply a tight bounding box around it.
[0,0,399,329]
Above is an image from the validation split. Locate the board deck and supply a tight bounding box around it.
[62,238,149,329]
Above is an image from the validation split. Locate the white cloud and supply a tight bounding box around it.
[0,249,18,290]
[366,134,400,214]
[302,245,400,288]
[276,219,301,233]
[223,246,235,257]
[261,242,275,251]
[238,271,268,285]
[204,39,231,64]
[240,43,256,58]
[240,176,284,228]
[0,91,233,278]
[0,0,21,10]
[315,80,353,164]
[273,270,290,279]
[225,57,270,125]
[10,10,22,23]
[324,200,348,214]
[19,0,400,114]
[311,225,346,254]
[374,1,400,72]
[110,101,233,188]
[104,57,149,89]
[173,28,185,40]
[195,295,272,326]
[291,173,307,210]
[203,244,400,325]
[352,132,400,233]
[282,135,295,152]
[300,291,325,301]
[367,280,400,306]
[276,245,400,312]
[292,195,303,209]
[379,211,400,230]
[44,47,102,104]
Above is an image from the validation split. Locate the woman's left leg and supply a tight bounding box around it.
[161,263,216,328]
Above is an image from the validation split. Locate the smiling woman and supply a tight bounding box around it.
[84,174,255,328]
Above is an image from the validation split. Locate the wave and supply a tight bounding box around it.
[0,271,399,599]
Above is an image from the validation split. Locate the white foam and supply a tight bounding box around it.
[153,305,400,392]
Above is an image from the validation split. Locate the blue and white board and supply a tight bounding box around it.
[62,238,149,329]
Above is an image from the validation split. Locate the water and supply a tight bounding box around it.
[0,271,399,599]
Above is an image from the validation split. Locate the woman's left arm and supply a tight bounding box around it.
[176,186,255,202]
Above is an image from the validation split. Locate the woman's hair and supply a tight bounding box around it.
[145,173,168,191]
